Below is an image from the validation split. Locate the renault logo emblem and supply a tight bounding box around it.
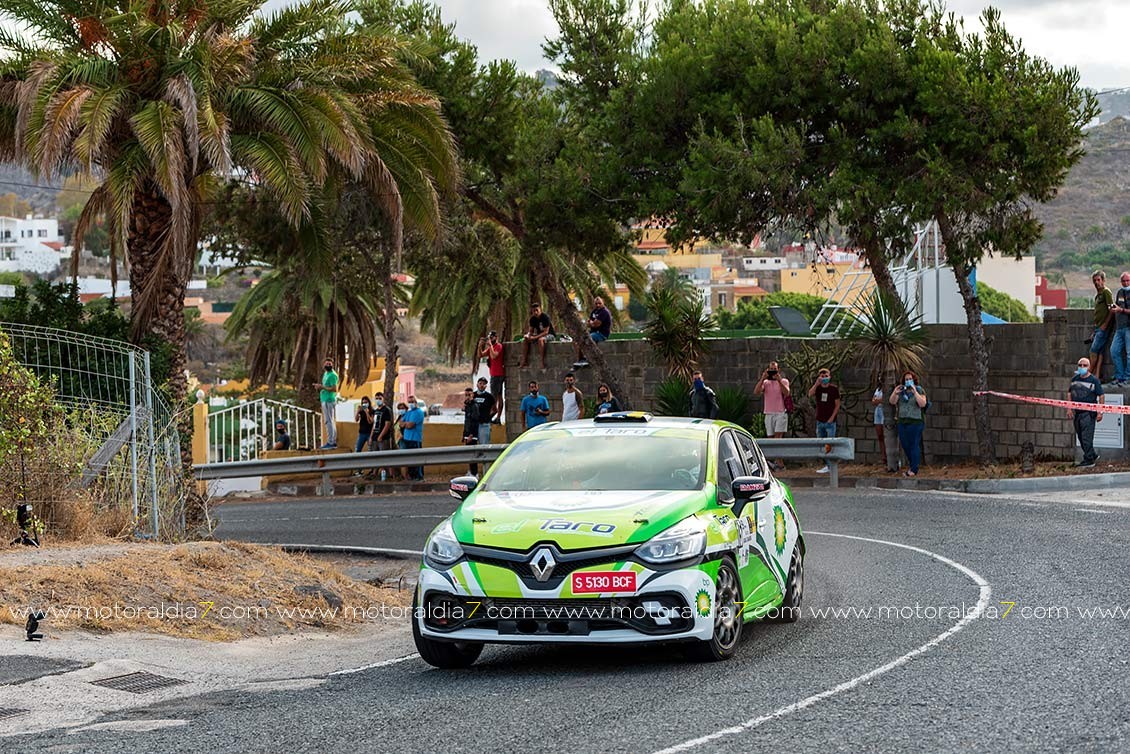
[529,547,556,582]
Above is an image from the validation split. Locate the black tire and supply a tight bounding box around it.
[767,542,804,623]
[685,558,743,662]
[412,593,484,669]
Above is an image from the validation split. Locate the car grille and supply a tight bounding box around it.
[468,554,623,581]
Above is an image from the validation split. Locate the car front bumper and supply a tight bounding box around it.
[415,562,718,644]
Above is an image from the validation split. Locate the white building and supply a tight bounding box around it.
[0,215,67,274]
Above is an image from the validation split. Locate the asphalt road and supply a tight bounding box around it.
[15,488,1130,752]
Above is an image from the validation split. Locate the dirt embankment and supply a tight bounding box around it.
[0,541,412,641]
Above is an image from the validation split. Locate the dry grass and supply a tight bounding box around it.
[0,541,411,641]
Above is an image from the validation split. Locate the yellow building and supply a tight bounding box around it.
[631,223,723,272]
[211,356,401,401]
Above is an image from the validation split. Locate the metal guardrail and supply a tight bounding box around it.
[758,437,855,487]
[194,437,855,491]
[194,444,508,494]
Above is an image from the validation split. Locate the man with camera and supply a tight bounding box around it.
[755,361,791,469]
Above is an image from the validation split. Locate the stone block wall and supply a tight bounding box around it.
[503,308,1120,464]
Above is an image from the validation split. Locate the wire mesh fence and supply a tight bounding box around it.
[1,322,185,540]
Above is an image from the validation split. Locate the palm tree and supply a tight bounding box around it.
[844,290,930,470]
[642,285,717,381]
[0,0,451,405]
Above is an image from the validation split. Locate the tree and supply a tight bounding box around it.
[904,8,1098,464]
[977,283,1038,324]
[0,0,448,411]
[373,0,646,401]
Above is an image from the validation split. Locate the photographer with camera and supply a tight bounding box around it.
[755,360,791,469]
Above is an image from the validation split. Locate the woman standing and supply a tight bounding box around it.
[889,371,927,476]
[595,383,622,415]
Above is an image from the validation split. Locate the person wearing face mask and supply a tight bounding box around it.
[354,396,375,455]
[271,419,291,451]
[1107,272,1130,387]
[313,356,339,449]
[520,380,551,429]
[399,395,426,480]
[1068,357,1104,468]
[688,370,719,419]
[595,383,622,415]
[369,392,393,451]
[889,371,928,476]
[755,360,791,469]
[807,368,841,473]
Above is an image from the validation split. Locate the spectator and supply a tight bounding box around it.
[1109,272,1130,387]
[1068,356,1104,468]
[688,369,719,419]
[369,392,394,481]
[574,296,613,368]
[370,392,394,451]
[472,377,495,447]
[871,384,889,470]
[462,387,480,476]
[520,380,551,429]
[391,401,409,481]
[272,419,291,451]
[889,370,927,477]
[480,331,506,423]
[755,360,791,469]
[315,356,339,449]
[520,303,555,369]
[808,368,841,474]
[595,383,623,415]
[1089,270,1114,381]
[399,395,426,480]
[562,372,585,421]
[354,396,374,454]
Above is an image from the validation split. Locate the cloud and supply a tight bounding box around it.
[434,0,559,72]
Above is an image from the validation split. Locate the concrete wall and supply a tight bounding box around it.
[505,309,1117,464]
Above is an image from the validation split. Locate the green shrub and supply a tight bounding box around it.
[977,283,1038,323]
[715,386,752,426]
[715,292,827,330]
[654,376,690,416]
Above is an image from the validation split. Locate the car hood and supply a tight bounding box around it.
[451,488,712,551]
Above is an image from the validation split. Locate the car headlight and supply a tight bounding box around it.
[424,519,465,566]
[634,517,707,564]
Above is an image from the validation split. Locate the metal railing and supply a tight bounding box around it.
[195,437,854,490]
[194,444,507,495]
[206,398,322,463]
[2,321,183,538]
[757,437,855,487]
[811,221,945,337]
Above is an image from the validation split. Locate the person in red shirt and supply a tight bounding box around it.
[479,330,505,424]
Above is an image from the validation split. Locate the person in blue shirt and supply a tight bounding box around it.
[398,395,427,480]
[520,381,551,429]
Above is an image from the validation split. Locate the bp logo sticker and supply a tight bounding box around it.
[695,589,712,618]
[773,506,787,556]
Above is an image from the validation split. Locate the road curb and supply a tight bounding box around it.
[271,543,424,560]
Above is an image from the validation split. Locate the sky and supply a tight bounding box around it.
[432,0,1129,91]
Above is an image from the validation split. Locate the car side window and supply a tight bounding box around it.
[734,431,764,476]
[716,432,743,504]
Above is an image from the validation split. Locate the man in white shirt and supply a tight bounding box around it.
[562,372,585,421]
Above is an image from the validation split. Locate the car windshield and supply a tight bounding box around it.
[482,431,707,492]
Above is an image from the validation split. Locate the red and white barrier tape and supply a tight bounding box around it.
[973,390,1129,415]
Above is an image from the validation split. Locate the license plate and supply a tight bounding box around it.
[571,571,637,594]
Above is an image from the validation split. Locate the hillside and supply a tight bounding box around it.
[1032,116,1130,271]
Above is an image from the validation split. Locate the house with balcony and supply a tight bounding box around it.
[0,215,67,274]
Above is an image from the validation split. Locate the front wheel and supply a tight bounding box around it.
[685,558,743,662]
[412,593,484,669]
[767,543,804,623]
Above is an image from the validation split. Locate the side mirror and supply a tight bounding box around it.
[730,476,771,515]
[449,475,478,501]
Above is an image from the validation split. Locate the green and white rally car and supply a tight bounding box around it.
[413,412,804,668]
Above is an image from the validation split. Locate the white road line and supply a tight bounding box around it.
[907,488,1130,510]
[1074,508,1113,514]
[222,514,445,523]
[329,653,420,676]
[652,530,992,754]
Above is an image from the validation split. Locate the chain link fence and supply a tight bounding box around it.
[1,322,185,540]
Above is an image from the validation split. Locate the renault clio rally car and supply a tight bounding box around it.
[412,412,804,668]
